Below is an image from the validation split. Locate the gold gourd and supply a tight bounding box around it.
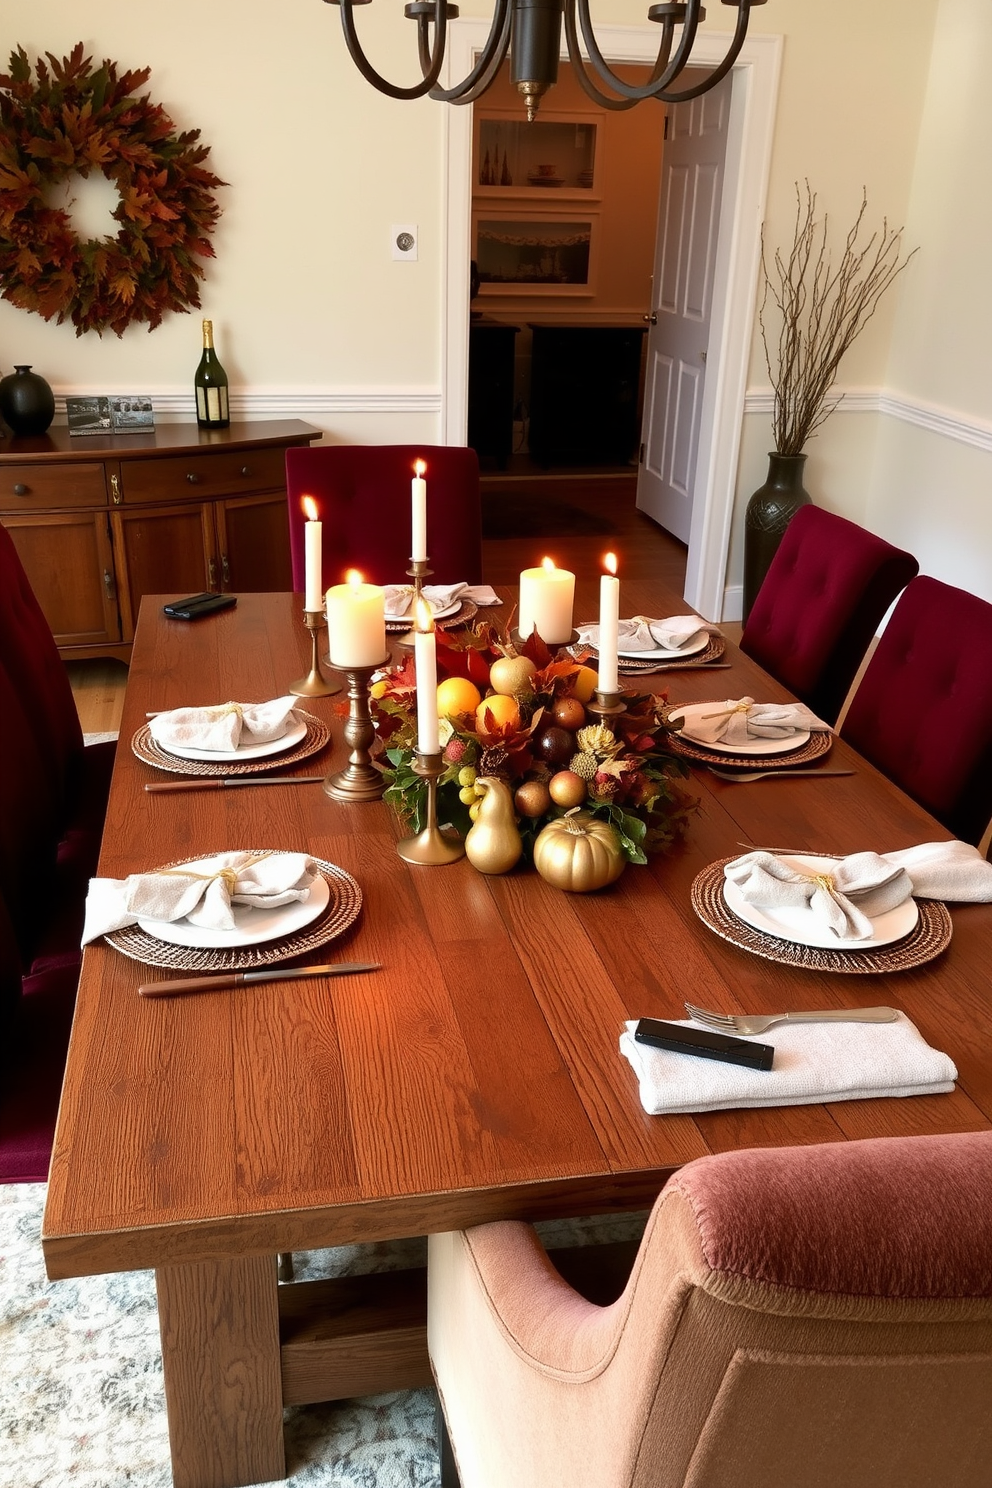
[464,777,523,875]
[532,810,625,893]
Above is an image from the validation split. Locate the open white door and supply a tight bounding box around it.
[636,73,732,544]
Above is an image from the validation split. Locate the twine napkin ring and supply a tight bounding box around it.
[702,698,754,722]
[159,850,274,894]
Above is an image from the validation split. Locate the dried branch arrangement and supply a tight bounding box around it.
[760,183,917,455]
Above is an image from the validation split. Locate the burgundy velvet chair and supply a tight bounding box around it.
[285,444,483,591]
[741,506,918,724]
[429,1131,992,1488]
[840,575,992,844]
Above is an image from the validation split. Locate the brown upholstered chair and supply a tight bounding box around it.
[429,1131,992,1488]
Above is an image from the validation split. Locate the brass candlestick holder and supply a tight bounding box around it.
[510,627,580,652]
[586,688,627,726]
[396,557,433,648]
[396,752,465,865]
[322,657,390,802]
[290,609,340,697]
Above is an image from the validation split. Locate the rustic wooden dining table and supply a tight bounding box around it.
[42,584,992,1488]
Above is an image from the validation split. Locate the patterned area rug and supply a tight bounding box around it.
[0,1184,644,1487]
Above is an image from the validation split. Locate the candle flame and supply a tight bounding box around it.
[301,495,319,522]
[413,596,435,633]
[604,552,618,577]
[541,556,557,573]
[346,568,364,589]
[414,459,426,477]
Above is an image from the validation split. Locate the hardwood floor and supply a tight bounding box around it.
[69,474,694,733]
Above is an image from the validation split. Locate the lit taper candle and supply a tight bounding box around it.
[518,556,575,644]
[411,459,428,562]
[598,552,620,694]
[326,569,386,668]
[301,496,323,611]
[413,597,439,754]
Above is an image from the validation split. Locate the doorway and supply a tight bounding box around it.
[443,21,782,620]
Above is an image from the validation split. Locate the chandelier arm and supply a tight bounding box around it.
[427,0,513,103]
[649,4,750,102]
[339,0,446,99]
[570,0,700,103]
[563,4,671,110]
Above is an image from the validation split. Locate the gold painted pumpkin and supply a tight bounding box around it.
[532,810,625,893]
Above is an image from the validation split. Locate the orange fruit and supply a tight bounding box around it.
[436,676,482,718]
[475,693,520,733]
[572,665,598,703]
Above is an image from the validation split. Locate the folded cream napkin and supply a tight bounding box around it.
[383,583,501,619]
[149,697,299,754]
[620,1014,957,1115]
[576,614,712,653]
[681,696,830,745]
[725,840,992,941]
[82,850,317,943]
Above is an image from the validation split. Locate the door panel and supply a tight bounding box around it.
[216,494,293,593]
[112,503,215,639]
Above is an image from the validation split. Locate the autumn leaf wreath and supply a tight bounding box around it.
[0,43,225,337]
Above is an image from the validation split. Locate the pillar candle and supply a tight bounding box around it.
[518,557,575,645]
[301,496,323,611]
[325,569,386,668]
[597,552,620,694]
[413,597,439,755]
[411,460,428,562]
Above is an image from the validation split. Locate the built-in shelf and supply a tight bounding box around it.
[475,112,600,197]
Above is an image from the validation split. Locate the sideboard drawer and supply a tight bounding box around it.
[0,463,107,511]
[122,448,288,503]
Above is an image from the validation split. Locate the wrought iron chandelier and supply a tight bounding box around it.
[325,0,767,120]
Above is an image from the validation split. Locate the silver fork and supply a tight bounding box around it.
[707,766,855,782]
[683,1002,900,1037]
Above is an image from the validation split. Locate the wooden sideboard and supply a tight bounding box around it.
[0,420,320,661]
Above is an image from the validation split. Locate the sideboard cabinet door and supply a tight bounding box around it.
[1,511,120,649]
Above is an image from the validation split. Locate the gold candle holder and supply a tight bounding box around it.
[322,656,390,802]
[586,689,627,726]
[290,609,340,697]
[396,557,433,648]
[397,752,465,865]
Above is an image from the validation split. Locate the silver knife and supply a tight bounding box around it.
[144,776,325,793]
[138,962,380,997]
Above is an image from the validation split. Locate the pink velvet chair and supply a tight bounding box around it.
[741,506,918,724]
[429,1131,992,1488]
[285,444,483,591]
[840,576,992,845]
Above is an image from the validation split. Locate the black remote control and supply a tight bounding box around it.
[633,1017,774,1071]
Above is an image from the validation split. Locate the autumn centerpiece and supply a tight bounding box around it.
[372,620,692,886]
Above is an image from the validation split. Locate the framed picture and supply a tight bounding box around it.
[66,395,155,436]
[473,213,598,295]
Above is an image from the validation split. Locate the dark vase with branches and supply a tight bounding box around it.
[742,184,916,620]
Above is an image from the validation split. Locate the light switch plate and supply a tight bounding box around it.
[392,224,418,261]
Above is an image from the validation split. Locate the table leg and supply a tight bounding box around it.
[156,1254,285,1488]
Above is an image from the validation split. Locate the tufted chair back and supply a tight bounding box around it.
[741,506,918,723]
[285,444,483,591]
[429,1131,992,1488]
[840,576,992,844]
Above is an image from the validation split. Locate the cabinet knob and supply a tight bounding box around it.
[103,569,117,601]
[186,472,200,484]
[240,465,251,477]
[110,473,122,505]
[221,554,231,586]
[12,482,29,496]
[208,558,218,587]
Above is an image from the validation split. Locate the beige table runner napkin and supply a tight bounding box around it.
[383,583,500,619]
[725,840,992,942]
[149,696,299,753]
[620,1014,957,1115]
[682,696,831,745]
[576,613,714,653]
[82,850,317,943]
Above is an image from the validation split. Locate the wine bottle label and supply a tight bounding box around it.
[196,386,207,420]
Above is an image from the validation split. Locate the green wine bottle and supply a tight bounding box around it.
[194,319,229,429]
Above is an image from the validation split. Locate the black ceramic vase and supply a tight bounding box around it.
[0,365,56,436]
[742,452,812,622]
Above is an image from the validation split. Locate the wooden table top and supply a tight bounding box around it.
[42,585,992,1281]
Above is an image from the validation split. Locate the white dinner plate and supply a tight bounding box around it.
[673,701,811,757]
[617,630,709,661]
[156,715,308,764]
[385,595,461,623]
[723,853,919,951]
[137,855,331,949]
